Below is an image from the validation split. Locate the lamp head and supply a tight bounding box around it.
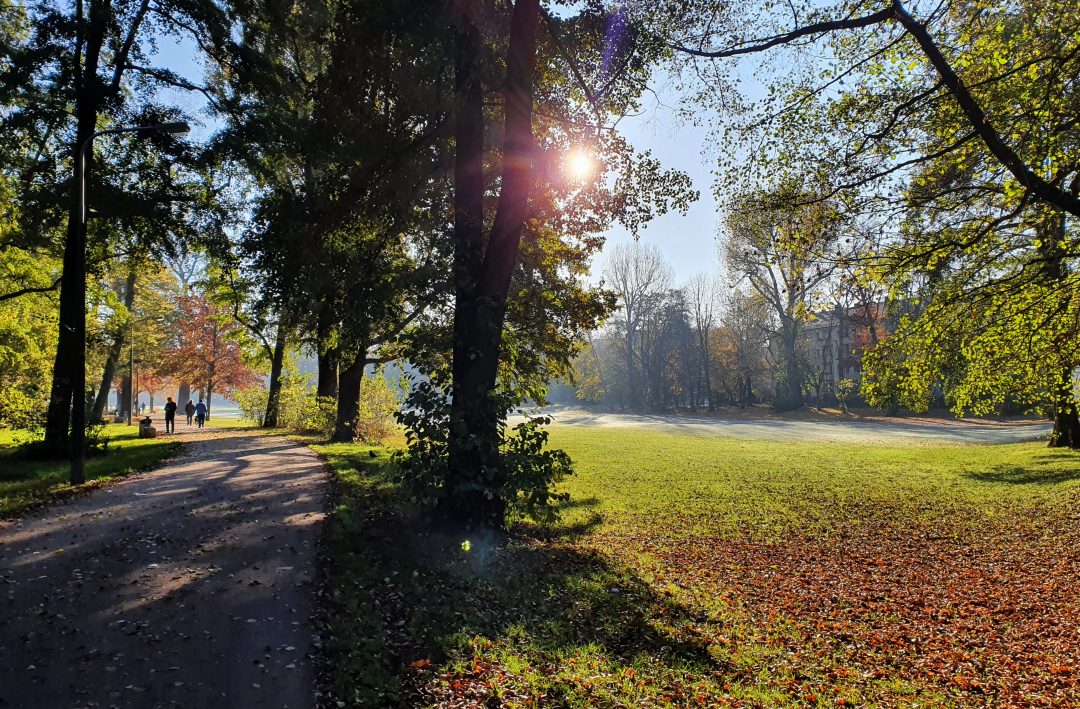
[154,121,191,135]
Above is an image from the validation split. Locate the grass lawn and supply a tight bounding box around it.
[313,427,1080,707]
[0,424,180,518]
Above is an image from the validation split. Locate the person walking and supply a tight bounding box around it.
[195,398,207,428]
[185,399,196,425]
[163,397,177,434]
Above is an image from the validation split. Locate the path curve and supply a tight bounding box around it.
[0,426,327,709]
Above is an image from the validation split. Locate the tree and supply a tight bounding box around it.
[715,291,771,409]
[604,242,673,410]
[659,0,1080,440]
[725,183,844,410]
[208,0,451,440]
[160,295,259,417]
[1,0,226,471]
[421,1,695,524]
[688,272,719,410]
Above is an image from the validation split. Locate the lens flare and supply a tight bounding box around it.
[568,151,593,180]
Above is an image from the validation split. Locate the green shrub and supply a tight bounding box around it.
[394,381,572,525]
[299,394,337,437]
[235,386,269,426]
[356,373,400,444]
[836,378,856,414]
[237,370,400,443]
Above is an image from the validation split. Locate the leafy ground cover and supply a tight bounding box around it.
[0,424,179,518]
[313,428,1080,707]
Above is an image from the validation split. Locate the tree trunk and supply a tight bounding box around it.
[177,382,191,410]
[317,346,339,399]
[776,326,804,411]
[43,111,96,456]
[263,321,287,427]
[332,353,365,442]
[1049,372,1080,448]
[92,346,122,424]
[120,370,133,419]
[447,0,540,527]
[205,376,214,420]
[43,8,107,470]
[91,267,137,423]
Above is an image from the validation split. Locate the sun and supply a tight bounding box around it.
[567,150,594,180]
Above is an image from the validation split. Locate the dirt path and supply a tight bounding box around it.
[0,426,327,709]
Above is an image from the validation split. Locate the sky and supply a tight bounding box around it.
[593,81,723,286]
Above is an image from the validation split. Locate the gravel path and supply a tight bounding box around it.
[0,426,327,709]
[540,407,1052,445]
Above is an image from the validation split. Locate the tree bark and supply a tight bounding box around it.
[177,382,191,411]
[447,0,540,527]
[205,370,214,419]
[1050,371,1080,449]
[332,353,365,443]
[317,346,339,399]
[92,267,138,423]
[263,320,287,427]
[776,323,804,411]
[701,331,715,411]
[43,0,107,465]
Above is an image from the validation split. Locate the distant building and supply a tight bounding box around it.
[772,302,892,401]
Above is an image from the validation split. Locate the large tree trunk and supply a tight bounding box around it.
[91,347,121,424]
[775,324,804,411]
[332,353,365,442]
[92,267,138,423]
[1049,376,1080,449]
[42,6,109,474]
[120,369,133,418]
[317,346,339,399]
[263,321,287,427]
[44,110,97,458]
[177,382,191,410]
[447,0,540,527]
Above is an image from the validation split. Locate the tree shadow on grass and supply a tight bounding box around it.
[320,457,726,707]
[964,457,1080,485]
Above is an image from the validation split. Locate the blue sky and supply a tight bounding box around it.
[595,80,723,286]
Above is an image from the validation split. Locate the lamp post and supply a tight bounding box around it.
[72,121,189,484]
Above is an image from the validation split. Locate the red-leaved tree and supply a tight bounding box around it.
[160,296,260,417]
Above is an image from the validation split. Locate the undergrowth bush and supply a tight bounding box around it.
[237,368,401,443]
[394,381,572,525]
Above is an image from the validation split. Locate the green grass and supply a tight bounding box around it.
[313,428,1080,707]
[549,428,1080,540]
[204,415,260,430]
[0,424,180,518]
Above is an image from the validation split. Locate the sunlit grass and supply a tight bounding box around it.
[0,423,179,518]
[313,427,1080,707]
[547,427,1080,540]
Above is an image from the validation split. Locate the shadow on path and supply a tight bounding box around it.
[0,428,327,709]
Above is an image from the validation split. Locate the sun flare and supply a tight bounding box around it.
[567,151,594,180]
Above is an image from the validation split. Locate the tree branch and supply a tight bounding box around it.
[670,8,894,58]
[0,277,62,303]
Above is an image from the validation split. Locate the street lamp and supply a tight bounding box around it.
[71,121,189,484]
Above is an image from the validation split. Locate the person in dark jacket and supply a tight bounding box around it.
[163,397,177,434]
[184,399,196,425]
[195,398,207,428]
